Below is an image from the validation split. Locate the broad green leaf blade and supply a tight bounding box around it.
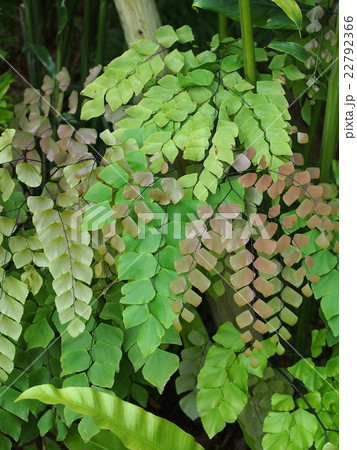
[192,0,308,30]
[28,44,56,77]
[268,42,315,63]
[17,385,204,450]
[270,0,302,29]
[56,0,68,35]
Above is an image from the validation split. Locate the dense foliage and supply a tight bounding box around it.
[0,1,338,449]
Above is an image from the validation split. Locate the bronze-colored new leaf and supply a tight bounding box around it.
[188,269,211,293]
[254,256,277,275]
[234,286,255,306]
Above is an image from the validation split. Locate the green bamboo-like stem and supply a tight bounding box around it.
[319,21,339,181]
[62,0,78,69]
[218,14,227,41]
[20,5,32,80]
[30,0,41,85]
[238,0,256,85]
[319,54,339,180]
[90,0,108,142]
[22,0,38,86]
[302,100,323,166]
[95,0,108,66]
[81,0,91,83]
[32,0,41,48]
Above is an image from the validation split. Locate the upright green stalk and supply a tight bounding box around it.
[238,0,256,85]
[319,20,339,181]
[218,14,227,41]
[81,1,91,82]
[22,0,39,86]
[31,0,41,49]
[95,0,108,66]
[62,0,78,70]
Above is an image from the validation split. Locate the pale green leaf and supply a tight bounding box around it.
[17,385,203,449]
[78,415,100,442]
[121,279,156,304]
[37,409,55,436]
[262,432,289,450]
[131,40,159,56]
[123,305,149,328]
[282,65,305,81]
[271,393,295,411]
[64,427,126,450]
[3,277,29,303]
[176,25,194,43]
[118,253,157,280]
[88,362,115,388]
[155,26,178,48]
[0,129,15,164]
[84,182,112,203]
[24,319,55,350]
[0,169,15,201]
[263,412,292,433]
[81,97,105,120]
[200,408,225,439]
[16,163,41,187]
[137,315,164,357]
[99,163,129,188]
[142,348,179,393]
[164,50,184,73]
